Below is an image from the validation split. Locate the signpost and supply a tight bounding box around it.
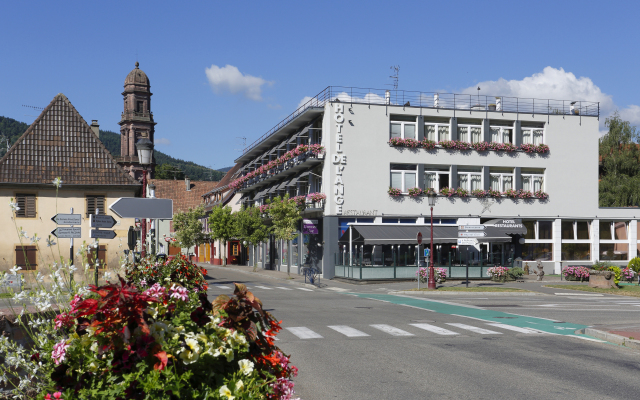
[90,230,117,240]
[90,214,117,229]
[458,225,485,230]
[458,231,487,237]
[52,208,81,283]
[109,198,173,219]
[51,213,82,225]
[51,227,81,239]
[457,226,485,288]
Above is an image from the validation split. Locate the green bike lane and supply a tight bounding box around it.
[349,292,605,341]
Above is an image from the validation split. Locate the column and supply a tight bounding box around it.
[630,220,638,259]
[514,120,522,147]
[553,219,562,273]
[592,220,600,263]
[450,118,458,141]
[417,115,424,141]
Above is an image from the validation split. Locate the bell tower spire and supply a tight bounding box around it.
[118,61,156,180]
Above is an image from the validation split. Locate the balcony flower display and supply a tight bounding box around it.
[503,188,518,198]
[307,192,327,202]
[518,190,534,199]
[389,137,405,146]
[534,190,549,200]
[472,142,490,151]
[388,138,421,148]
[472,189,488,198]
[424,187,436,196]
[421,139,437,149]
[536,143,550,153]
[487,189,502,198]
[489,142,518,152]
[520,143,537,153]
[290,195,307,206]
[439,187,455,197]
[440,140,471,150]
[388,187,402,197]
[407,187,424,197]
[454,187,469,197]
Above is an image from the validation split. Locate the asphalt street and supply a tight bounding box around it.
[205,268,640,400]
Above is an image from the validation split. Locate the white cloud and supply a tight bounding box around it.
[155,138,171,146]
[618,105,640,126]
[297,96,313,109]
[205,64,273,101]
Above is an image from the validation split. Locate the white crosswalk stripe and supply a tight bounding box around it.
[296,288,314,291]
[370,324,414,336]
[446,323,502,335]
[485,323,541,334]
[409,323,458,335]
[328,326,370,337]
[276,287,293,290]
[215,285,231,289]
[286,327,323,339]
[254,286,273,290]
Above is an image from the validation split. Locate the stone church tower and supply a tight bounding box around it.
[118,62,155,180]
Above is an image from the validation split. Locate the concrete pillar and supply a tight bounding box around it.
[514,120,522,147]
[553,219,562,273]
[514,167,522,190]
[450,165,458,188]
[417,115,424,141]
[323,216,338,279]
[630,220,638,259]
[592,219,600,263]
[482,118,491,143]
[417,164,425,190]
[450,118,458,141]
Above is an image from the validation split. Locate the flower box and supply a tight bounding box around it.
[388,187,402,197]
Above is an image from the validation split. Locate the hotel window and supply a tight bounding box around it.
[599,221,629,261]
[489,168,514,192]
[457,168,482,191]
[390,116,416,140]
[457,123,482,144]
[561,220,591,261]
[15,193,36,218]
[424,166,450,191]
[390,164,417,193]
[521,122,545,145]
[490,126,513,144]
[521,169,544,192]
[521,220,553,261]
[424,121,450,142]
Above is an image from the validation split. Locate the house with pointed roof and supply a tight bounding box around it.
[0,93,141,273]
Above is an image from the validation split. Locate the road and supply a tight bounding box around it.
[204,268,640,400]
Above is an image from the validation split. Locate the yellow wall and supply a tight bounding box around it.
[1,187,137,272]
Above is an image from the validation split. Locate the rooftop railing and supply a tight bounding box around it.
[241,86,600,156]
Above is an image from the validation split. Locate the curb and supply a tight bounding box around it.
[576,328,640,351]
[389,290,545,296]
[202,265,319,289]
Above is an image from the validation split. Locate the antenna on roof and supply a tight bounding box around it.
[22,105,43,111]
[388,65,400,90]
[235,137,247,152]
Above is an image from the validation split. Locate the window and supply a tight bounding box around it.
[521,169,544,192]
[232,243,239,256]
[382,218,399,223]
[15,245,37,270]
[87,245,107,268]
[490,126,513,144]
[400,218,416,224]
[15,193,36,218]
[390,120,416,140]
[424,167,450,191]
[425,122,450,142]
[561,220,591,261]
[86,195,106,217]
[457,168,482,191]
[521,220,554,261]
[136,101,144,112]
[457,124,482,144]
[522,128,544,145]
[390,164,417,193]
[522,243,553,261]
[489,168,513,192]
[599,221,629,261]
[561,243,591,261]
[561,220,590,240]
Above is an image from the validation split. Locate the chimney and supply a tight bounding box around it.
[185,176,191,191]
[90,120,100,138]
[148,182,156,198]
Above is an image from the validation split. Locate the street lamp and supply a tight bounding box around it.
[136,137,154,258]
[427,192,437,290]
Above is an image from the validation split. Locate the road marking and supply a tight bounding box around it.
[254,286,273,290]
[410,323,458,335]
[554,293,604,296]
[286,327,323,339]
[446,323,502,335]
[568,335,607,343]
[401,304,434,312]
[485,323,541,334]
[276,287,293,290]
[327,287,349,292]
[328,325,370,337]
[370,324,414,337]
[215,285,231,289]
[296,287,314,291]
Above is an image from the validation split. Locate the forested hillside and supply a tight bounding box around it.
[0,116,223,181]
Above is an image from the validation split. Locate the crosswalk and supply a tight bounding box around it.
[283,321,548,340]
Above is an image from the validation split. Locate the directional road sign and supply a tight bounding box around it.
[90,214,117,229]
[458,225,485,230]
[457,238,479,246]
[51,213,81,225]
[90,229,117,239]
[458,231,487,237]
[109,198,173,219]
[51,227,81,239]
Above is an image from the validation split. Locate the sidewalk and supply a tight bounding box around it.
[197,262,320,289]
[578,324,640,351]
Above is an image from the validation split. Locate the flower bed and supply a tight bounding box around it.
[416,267,447,283]
[487,266,511,282]
[562,266,590,281]
[622,267,636,282]
[127,255,208,291]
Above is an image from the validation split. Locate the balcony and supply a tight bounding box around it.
[120,111,154,122]
[237,151,324,193]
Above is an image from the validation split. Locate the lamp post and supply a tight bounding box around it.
[136,137,154,258]
[428,192,437,290]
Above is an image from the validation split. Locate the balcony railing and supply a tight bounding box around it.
[240,151,323,191]
[121,111,153,119]
[241,86,600,156]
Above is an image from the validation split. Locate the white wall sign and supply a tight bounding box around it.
[333,103,346,214]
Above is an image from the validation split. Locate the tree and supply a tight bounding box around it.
[154,163,185,180]
[599,112,640,207]
[234,207,269,269]
[172,204,207,252]
[208,205,235,266]
[267,195,302,276]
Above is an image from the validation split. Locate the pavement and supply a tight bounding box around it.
[198,262,640,354]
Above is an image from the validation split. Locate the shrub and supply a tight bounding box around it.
[487,266,510,282]
[562,266,590,281]
[127,254,208,291]
[622,267,636,282]
[416,267,447,283]
[508,267,524,280]
[608,266,622,286]
[628,257,640,273]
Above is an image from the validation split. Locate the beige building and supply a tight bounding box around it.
[0,93,141,274]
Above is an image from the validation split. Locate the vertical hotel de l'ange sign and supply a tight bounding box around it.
[333,103,346,215]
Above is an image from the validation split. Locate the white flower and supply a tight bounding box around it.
[238,359,254,376]
[30,234,40,244]
[103,271,112,281]
[219,385,234,400]
[9,266,22,275]
[18,229,28,239]
[9,200,20,212]
[13,291,27,302]
[68,264,77,273]
[77,286,90,297]
[235,380,244,391]
[46,236,56,247]
[52,177,63,188]
[179,337,201,364]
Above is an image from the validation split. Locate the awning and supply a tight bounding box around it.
[287,177,299,186]
[267,185,277,194]
[277,179,290,190]
[297,171,310,180]
[339,225,515,245]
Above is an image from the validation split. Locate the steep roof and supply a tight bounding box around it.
[204,163,243,196]
[150,179,218,213]
[0,93,140,186]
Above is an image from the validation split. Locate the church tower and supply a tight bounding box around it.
[118,61,156,180]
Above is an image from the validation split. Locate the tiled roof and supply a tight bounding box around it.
[150,179,218,213]
[204,163,242,196]
[0,93,139,186]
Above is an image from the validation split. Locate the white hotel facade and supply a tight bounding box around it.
[233,86,637,279]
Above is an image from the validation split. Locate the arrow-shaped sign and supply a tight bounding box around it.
[90,214,117,229]
[109,198,173,219]
[90,229,117,239]
[458,231,487,237]
[51,213,81,225]
[51,227,81,238]
[458,225,485,230]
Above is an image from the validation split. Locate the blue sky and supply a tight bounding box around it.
[1,1,638,169]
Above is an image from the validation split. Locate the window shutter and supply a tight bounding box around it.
[15,246,26,267]
[15,194,35,218]
[15,195,26,218]
[25,246,37,270]
[26,195,36,218]
[15,245,36,270]
[96,196,105,215]
[87,195,106,217]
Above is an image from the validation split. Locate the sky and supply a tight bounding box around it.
[1,0,639,169]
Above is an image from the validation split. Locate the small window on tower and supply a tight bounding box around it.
[137,101,144,112]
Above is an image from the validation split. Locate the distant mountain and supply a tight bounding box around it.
[0,116,224,181]
[217,166,234,173]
